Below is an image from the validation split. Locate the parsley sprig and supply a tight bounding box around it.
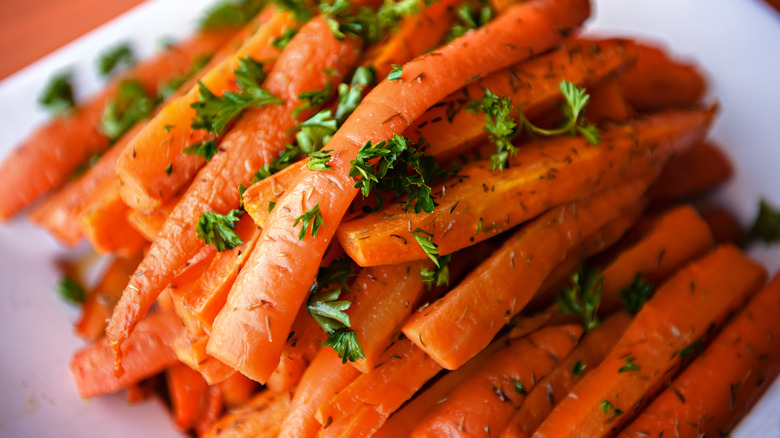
[191,56,283,136]
[199,0,267,30]
[294,203,324,240]
[100,79,156,141]
[748,198,780,243]
[557,266,603,331]
[55,276,86,305]
[518,81,601,145]
[620,275,653,315]
[336,66,375,123]
[196,209,244,251]
[294,83,334,117]
[183,139,219,162]
[39,71,76,116]
[96,43,136,77]
[445,0,494,43]
[321,0,423,44]
[421,254,451,287]
[470,89,517,171]
[413,228,441,267]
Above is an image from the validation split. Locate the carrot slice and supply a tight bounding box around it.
[209,0,592,382]
[647,141,732,205]
[218,372,260,409]
[532,245,766,438]
[618,273,780,438]
[166,363,213,431]
[266,306,326,392]
[202,389,293,438]
[699,204,744,244]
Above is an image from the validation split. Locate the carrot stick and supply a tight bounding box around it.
[584,76,634,123]
[218,372,260,409]
[338,107,714,267]
[107,17,363,375]
[171,329,236,385]
[70,311,182,398]
[195,386,225,436]
[532,245,766,438]
[166,363,212,431]
[617,42,706,112]
[411,325,582,438]
[202,389,294,438]
[401,178,651,370]
[278,347,361,438]
[406,38,637,161]
[315,339,443,438]
[266,306,326,392]
[77,179,148,256]
[502,312,632,438]
[647,141,732,205]
[209,0,591,383]
[618,273,780,438]
[126,200,177,241]
[699,204,744,244]
[116,8,294,213]
[0,29,235,221]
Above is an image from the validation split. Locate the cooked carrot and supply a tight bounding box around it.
[266,306,326,392]
[166,363,212,431]
[617,42,706,112]
[75,251,144,340]
[70,311,182,398]
[315,339,443,438]
[171,329,236,385]
[219,371,261,409]
[195,386,225,436]
[116,8,293,213]
[700,204,744,244]
[0,29,235,221]
[241,159,301,228]
[412,325,582,438]
[502,312,632,438]
[107,17,362,374]
[77,179,148,257]
[202,389,293,438]
[584,76,634,123]
[647,141,732,205]
[619,273,780,438]
[208,0,591,382]
[338,107,715,267]
[278,347,361,438]
[406,38,637,161]
[126,200,177,241]
[532,245,766,438]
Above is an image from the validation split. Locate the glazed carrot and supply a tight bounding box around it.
[278,347,361,438]
[126,200,177,241]
[502,313,632,438]
[195,386,225,436]
[700,204,744,244]
[116,8,293,213]
[218,372,260,409]
[171,329,236,385]
[77,179,148,256]
[617,42,706,112]
[584,76,634,123]
[406,38,637,161]
[202,389,293,438]
[619,273,780,438]
[412,325,582,438]
[75,251,144,340]
[316,339,443,438]
[167,245,219,336]
[647,141,732,205]
[266,307,326,392]
[532,245,766,438]
[70,311,182,398]
[167,363,212,431]
[0,29,235,221]
[107,17,362,374]
[210,0,591,382]
[338,108,715,267]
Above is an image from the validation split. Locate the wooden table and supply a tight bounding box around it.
[0,0,146,80]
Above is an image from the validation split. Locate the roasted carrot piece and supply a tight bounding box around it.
[406,38,637,161]
[116,8,293,213]
[210,0,591,383]
[70,311,182,398]
[171,328,236,385]
[315,339,443,438]
[195,386,225,436]
[166,363,213,431]
[266,306,326,392]
[107,17,362,374]
[617,42,706,112]
[584,76,634,123]
[126,200,177,241]
[502,313,632,438]
[412,325,582,438]
[401,178,651,370]
[647,141,732,205]
[532,245,766,438]
[338,108,715,267]
[202,389,293,438]
[699,204,744,244]
[619,273,780,438]
[76,179,147,257]
[0,29,235,221]
[218,372,260,410]
[278,347,361,438]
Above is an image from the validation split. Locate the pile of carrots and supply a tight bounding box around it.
[3,0,779,436]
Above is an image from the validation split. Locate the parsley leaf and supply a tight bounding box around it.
[510,377,526,395]
[183,139,219,162]
[421,254,451,287]
[323,328,366,363]
[308,149,333,171]
[314,257,357,292]
[294,109,338,154]
[557,266,603,331]
[307,287,353,332]
[294,83,334,117]
[100,79,156,141]
[335,66,375,123]
[272,27,299,50]
[445,0,494,43]
[618,356,640,373]
[469,89,517,171]
[39,71,76,116]
[158,54,213,100]
[517,80,601,145]
[196,209,244,251]
[96,43,136,77]
[748,198,780,243]
[190,56,283,135]
[55,276,86,305]
[273,0,314,22]
[321,0,422,43]
[620,275,653,315]
[679,339,704,359]
[388,64,403,81]
[199,0,267,30]
[413,228,441,267]
[572,361,587,376]
[294,203,324,240]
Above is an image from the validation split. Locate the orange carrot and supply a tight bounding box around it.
[207,0,591,382]
[202,389,293,438]
[501,313,632,438]
[619,273,780,438]
[412,325,582,438]
[195,386,225,436]
[70,311,182,398]
[647,141,732,205]
[278,347,361,438]
[218,372,260,410]
[76,179,148,256]
[0,29,235,220]
[584,76,634,123]
[166,363,213,431]
[116,8,293,212]
[700,204,744,244]
[532,245,766,438]
[126,200,177,241]
[266,306,326,392]
[107,17,362,375]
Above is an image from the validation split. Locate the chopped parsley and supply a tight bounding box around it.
[272,28,299,50]
[335,66,375,123]
[96,43,136,77]
[307,149,333,171]
[413,228,441,267]
[556,266,603,331]
[293,203,324,240]
[183,139,219,162]
[445,0,494,43]
[100,79,156,141]
[273,0,313,22]
[39,71,76,116]
[320,0,423,43]
[620,275,653,315]
[294,109,339,154]
[511,377,526,395]
[572,361,587,376]
[198,0,267,30]
[748,198,780,243]
[600,400,623,422]
[196,209,244,251]
[618,356,640,373]
[420,254,451,288]
[679,339,704,359]
[323,328,365,363]
[55,276,86,305]
[388,64,403,81]
[294,83,334,117]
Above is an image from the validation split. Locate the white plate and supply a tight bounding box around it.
[1,0,779,436]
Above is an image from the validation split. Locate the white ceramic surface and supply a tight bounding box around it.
[0,0,778,436]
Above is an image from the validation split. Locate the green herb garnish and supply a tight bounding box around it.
[196,209,244,251]
[96,43,136,77]
[557,266,603,331]
[293,203,324,240]
[39,71,76,116]
[100,79,156,141]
